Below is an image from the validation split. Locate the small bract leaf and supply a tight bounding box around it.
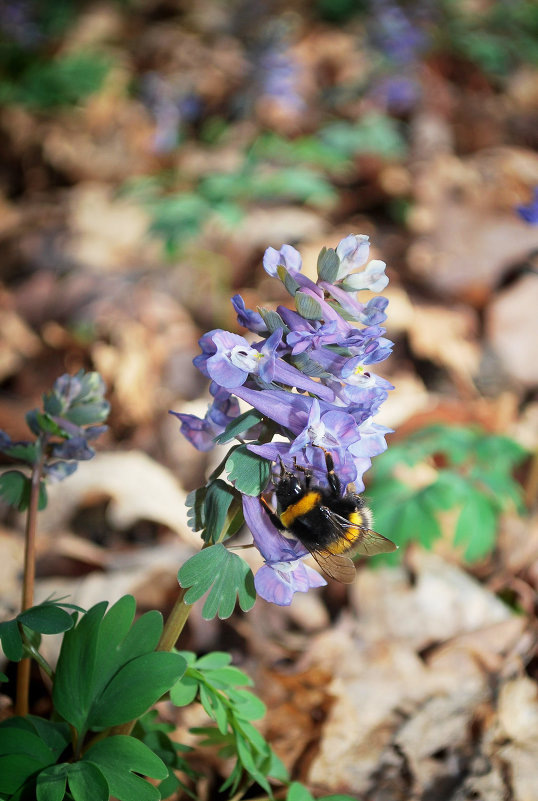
[203,479,235,542]
[226,445,270,496]
[277,265,300,296]
[214,410,264,445]
[295,292,323,320]
[317,247,340,283]
[257,307,289,334]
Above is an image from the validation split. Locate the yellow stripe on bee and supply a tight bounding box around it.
[326,511,364,554]
[280,491,322,528]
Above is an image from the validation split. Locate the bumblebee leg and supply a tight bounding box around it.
[260,496,284,530]
[315,446,341,496]
[292,457,312,489]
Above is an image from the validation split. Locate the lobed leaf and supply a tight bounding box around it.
[82,735,167,801]
[226,445,271,496]
[178,544,256,620]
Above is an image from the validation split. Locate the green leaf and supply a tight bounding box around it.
[18,604,74,635]
[0,470,28,509]
[203,666,253,688]
[194,652,232,669]
[277,265,300,295]
[257,307,288,334]
[82,735,167,801]
[454,492,498,562]
[287,782,315,801]
[317,247,340,283]
[226,445,271,496]
[67,762,108,801]
[202,479,236,542]
[178,544,256,620]
[0,618,23,661]
[52,601,108,734]
[34,413,68,437]
[214,410,265,445]
[87,651,186,728]
[18,477,47,512]
[295,292,323,320]
[0,727,57,794]
[290,352,332,378]
[235,735,272,795]
[36,764,68,801]
[2,443,37,463]
[227,688,266,721]
[53,597,173,735]
[169,673,199,707]
[26,717,71,759]
[199,684,228,734]
[186,486,206,532]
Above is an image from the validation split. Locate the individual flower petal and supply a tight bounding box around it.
[336,234,370,279]
[242,494,307,561]
[341,259,389,293]
[254,560,326,606]
[263,244,302,276]
[51,437,94,461]
[231,294,266,333]
[206,331,259,388]
[169,411,217,451]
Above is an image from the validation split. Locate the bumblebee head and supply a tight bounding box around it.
[274,458,304,506]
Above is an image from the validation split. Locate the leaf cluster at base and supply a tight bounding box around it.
[170,651,287,797]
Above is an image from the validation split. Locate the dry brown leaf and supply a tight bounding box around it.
[304,552,523,795]
[0,306,41,382]
[486,273,538,388]
[407,148,538,301]
[407,302,481,389]
[37,451,196,543]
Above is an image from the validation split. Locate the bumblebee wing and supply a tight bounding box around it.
[319,507,398,556]
[309,549,356,583]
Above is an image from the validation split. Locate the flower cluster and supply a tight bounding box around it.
[0,371,109,485]
[173,235,393,605]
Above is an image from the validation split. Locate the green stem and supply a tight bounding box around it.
[23,638,53,680]
[157,586,193,652]
[15,436,48,716]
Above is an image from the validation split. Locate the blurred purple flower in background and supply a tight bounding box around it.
[517,188,538,225]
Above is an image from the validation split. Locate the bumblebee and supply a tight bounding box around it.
[261,448,397,583]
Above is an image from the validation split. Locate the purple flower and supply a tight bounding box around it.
[263,244,302,276]
[243,495,326,605]
[170,385,240,451]
[205,329,335,400]
[289,399,361,463]
[517,188,538,225]
[206,331,260,388]
[231,294,266,333]
[336,234,370,279]
[340,259,389,293]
